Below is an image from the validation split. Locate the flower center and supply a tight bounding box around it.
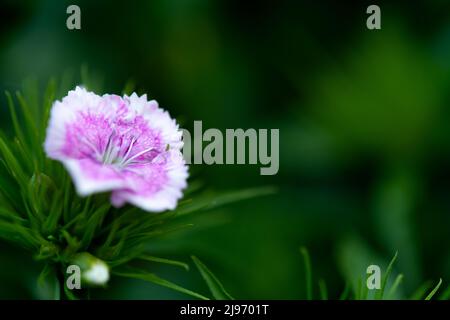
[104,133,156,169]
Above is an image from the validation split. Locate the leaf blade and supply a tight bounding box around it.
[191,255,234,300]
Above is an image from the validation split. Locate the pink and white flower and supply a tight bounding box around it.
[44,86,188,212]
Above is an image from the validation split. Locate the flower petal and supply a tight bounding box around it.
[44,87,188,212]
[64,158,126,196]
[110,150,188,212]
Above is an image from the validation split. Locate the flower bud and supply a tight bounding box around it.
[72,252,110,286]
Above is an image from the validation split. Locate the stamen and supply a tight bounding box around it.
[80,136,102,160]
[103,130,117,164]
[121,136,137,163]
[120,147,154,167]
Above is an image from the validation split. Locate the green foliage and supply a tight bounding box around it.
[191,255,234,300]
[425,279,442,301]
[113,270,209,300]
[299,247,313,300]
[300,249,446,300]
[439,285,450,300]
[318,279,328,300]
[376,251,398,299]
[0,76,445,301]
[0,80,273,299]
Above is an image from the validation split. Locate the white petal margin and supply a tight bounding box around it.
[44,86,102,160]
[110,150,188,212]
[63,159,126,197]
[44,86,126,196]
[125,93,184,150]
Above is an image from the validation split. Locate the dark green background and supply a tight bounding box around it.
[0,0,449,299]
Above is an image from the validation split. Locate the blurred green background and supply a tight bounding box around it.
[0,0,449,299]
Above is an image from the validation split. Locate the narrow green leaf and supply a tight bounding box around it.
[37,264,52,288]
[114,270,209,300]
[176,187,276,216]
[425,278,442,300]
[0,207,27,224]
[15,91,40,151]
[46,188,65,233]
[183,180,204,196]
[122,78,136,96]
[356,277,363,300]
[191,255,234,300]
[0,220,39,249]
[42,78,56,137]
[376,251,398,300]
[99,219,121,252]
[61,230,81,251]
[36,267,61,300]
[0,161,22,207]
[64,285,79,300]
[5,91,27,147]
[318,279,328,300]
[53,277,61,300]
[14,138,34,173]
[62,172,72,224]
[80,203,111,248]
[300,247,313,300]
[339,282,351,300]
[410,280,432,300]
[21,189,43,226]
[139,255,189,271]
[0,135,28,184]
[386,274,403,299]
[356,276,369,300]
